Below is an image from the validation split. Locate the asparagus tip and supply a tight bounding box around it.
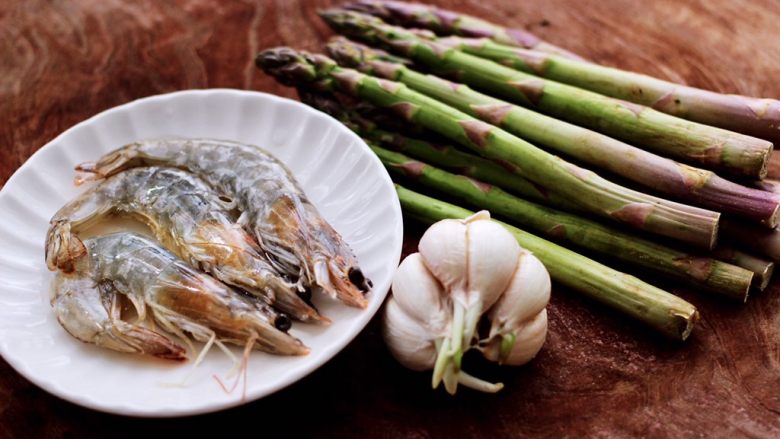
[319,7,382,33]
[256,47,321,87]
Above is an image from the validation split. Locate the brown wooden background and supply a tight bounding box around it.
[2,0,780,437]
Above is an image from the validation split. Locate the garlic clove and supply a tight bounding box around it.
[383,298,438,371]
[482,309,548,366]
[465,217,523,312]
[488,251,551,334]
[418,218,468,294]
[391,253,447,332]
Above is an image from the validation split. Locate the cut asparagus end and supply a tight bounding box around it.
[758,262,775,291]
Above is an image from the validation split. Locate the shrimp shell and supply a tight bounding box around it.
[47,167,325,324]
[55,232,309,357]
[77,139,372,308]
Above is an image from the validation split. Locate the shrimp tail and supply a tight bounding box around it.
[45,221,86,272]
[74,142,141,184]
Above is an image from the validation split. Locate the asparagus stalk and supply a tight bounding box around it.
[344,0,584,61]
[374,144,753,300]
[396,184,699,340]
[319,10,773,180]
[257,48,721,249]
[432,35,780,144]
[325,37,780,227]
[711,247,774,291]
[721,219,780,262]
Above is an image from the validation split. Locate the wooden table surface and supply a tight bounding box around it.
[2,0,780,437]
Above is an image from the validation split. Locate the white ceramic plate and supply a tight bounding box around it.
[0,89,403,417]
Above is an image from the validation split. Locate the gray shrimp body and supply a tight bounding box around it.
[78,139,372,309]
[46,167,324,323]
[53,233,309,357]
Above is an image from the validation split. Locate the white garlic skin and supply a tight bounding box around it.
[382,253,448,371]
[498,310,548,365]
[383,297,438,371]
[462,218,523,312]
[417,217,469,294]
[418,211,521,312]
[390,253,447,328]
[482,251,551,365]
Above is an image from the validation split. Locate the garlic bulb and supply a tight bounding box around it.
[383,211,550,394]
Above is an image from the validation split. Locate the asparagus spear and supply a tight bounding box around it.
[396,184,699,341]
[425,35,780,145]
[257,48,721,249]
[319,10,773,180]
[344,0,584,61]
[374,144,753,300]
[325,36,780,227]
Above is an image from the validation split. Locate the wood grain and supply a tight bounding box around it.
[2,1,780,437]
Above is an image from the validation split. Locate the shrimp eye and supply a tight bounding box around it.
[274,313,292,332]
[348,268,371,294]
[298,289,312,303]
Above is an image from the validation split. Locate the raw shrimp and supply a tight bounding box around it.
[77,139,372,308]
[53,232,309,357]
[51,275,187,361]
[46,167,324,324]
